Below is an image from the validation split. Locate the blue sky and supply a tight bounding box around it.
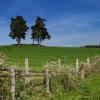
[0,0,100,46]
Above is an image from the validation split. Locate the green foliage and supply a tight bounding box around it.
[0,77,12,100]
[65,74,100,100]
[31,16,51,45]
[0,72,43,100]
[0,52,100,99]
[0,52,6,66]
[44,61,80,93]
[9,16,29,45]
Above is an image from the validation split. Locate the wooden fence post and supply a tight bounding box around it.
[81,64,84,79]
[11,67,16,100]
[25,58,29,84]
[87,58,90,71]
[68,66,71,78]
[46,64,50,93]
[58,59,61,67]
[76,58,79,73]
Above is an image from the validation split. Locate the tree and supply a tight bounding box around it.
[31,16,51,45]
[9,16,29,45]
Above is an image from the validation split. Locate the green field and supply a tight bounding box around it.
[0,45,100,99]
[0,44,100,70]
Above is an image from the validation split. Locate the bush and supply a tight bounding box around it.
[0,52,6,66]
[44,61,79,93]
[1,53,100,99]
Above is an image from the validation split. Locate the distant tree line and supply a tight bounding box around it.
[9,16,51,45]
[83,44,100,48]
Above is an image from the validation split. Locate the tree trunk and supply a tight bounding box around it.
[18,40,20,45]
[16,38,21,45]
[33,39,34,45]
[38,38,40,46]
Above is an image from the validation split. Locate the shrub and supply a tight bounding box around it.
[0,52,6,66]
[44,61,79,93]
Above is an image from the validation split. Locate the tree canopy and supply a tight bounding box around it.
[31,16,51,45]
[9,16,29,45]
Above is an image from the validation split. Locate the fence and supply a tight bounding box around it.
[0,58,50,100]
[0,57,100,100]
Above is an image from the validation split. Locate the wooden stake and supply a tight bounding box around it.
[81,67,84,79]
[87,58,90,71]
[81,64,85,79]
[25,58,29,84]
[46,64,50,93]
[76,58,79,73]
[58,59,61,67]
[11,67,16,100]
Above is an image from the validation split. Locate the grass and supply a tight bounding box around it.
[52,73,100,100]
[0,44,100,99]
[0,44,100,70]
[15,73,100,100]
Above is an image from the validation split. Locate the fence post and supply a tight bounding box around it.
[11,67,16,100]
[46,64,50,93]
[81,64,84,79]
[58,59,61,67]
[25,58,29,84]
[87,58,90,71]
[76,58,79,73]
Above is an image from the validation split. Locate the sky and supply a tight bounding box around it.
[0,0,100,47]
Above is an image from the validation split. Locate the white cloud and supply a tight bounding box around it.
[41,32,100,47]
[47,15,100,34]
[0,20,6,24]
[0,17,7,24]
[0,15,100,47]
[45,15,100,46]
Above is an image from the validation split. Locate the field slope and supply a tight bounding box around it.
[0,45,100,69]
[0,45,100,99]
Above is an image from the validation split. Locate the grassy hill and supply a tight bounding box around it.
[0,44,100,69]
[0,44,100,99]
